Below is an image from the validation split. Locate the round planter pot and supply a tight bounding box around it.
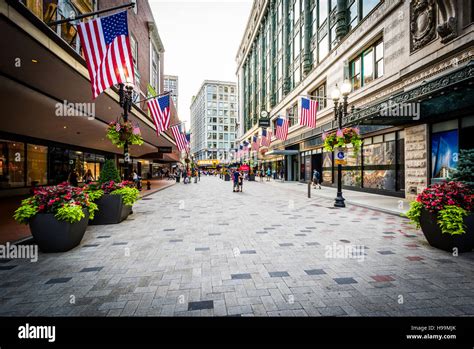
[29,211,89,253]
[89,194,132,225]
[419,208,474,253]
[248,174,256,181]
[224,174,230,181]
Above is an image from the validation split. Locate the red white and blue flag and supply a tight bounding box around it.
[275,117,289,140]
[171,124,189,152]
[77,11,134,99]
[147,94,171,135]
[299,97,318,128]
[261,129,272,147]
[252,136,260,152]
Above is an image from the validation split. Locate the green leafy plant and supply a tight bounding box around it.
[404,181,473,235]
[85,189,104,202]
[13,199,38,224]
[111,187,140,206]
[106,121,144,148]
[55,204,85,223]
[13,183,96,224]
[405,201,423,229]
[437,205,469,236]
[323,127,362,153]
[98,160,121,184]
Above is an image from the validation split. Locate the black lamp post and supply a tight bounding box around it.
[331,81,352,208]
[118,83,134,181]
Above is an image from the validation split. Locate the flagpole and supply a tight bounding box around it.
[135,91,171,104]
[48,2,136,26]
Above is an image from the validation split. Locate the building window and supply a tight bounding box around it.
[348,0,381,30]
[310,82,327,110]
[350,40,383,91]
[27,144,48,186]
[130,35,138,72]
[318,0,328,26]
[0,140,25,188]
[150,46,159,92]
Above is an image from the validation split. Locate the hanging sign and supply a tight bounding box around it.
[335,148,347,165]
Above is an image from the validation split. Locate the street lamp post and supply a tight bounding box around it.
[331,81,352,208]
[119,83,134,181]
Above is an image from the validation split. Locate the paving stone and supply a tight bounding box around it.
[231,273,252,280]
[305,269,326,276]
[80,267,103,273]
[0,177,472,317]
[269,271,290,278]
[333,278,358,285]
[45,277,72,284]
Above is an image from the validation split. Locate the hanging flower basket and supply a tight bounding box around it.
[322,127,362,153]
[106,121,144,148]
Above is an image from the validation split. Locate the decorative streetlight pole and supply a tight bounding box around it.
[331,80,352,208]
[118,83,134,181]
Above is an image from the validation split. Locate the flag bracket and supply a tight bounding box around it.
[47,2,136,26]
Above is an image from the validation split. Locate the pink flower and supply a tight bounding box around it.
[115,123,121,132]
[322,132,327,141]
[336,129,343,138]
[354,127,360,135]
[133,126,141,135]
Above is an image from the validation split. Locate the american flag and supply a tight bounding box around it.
[275,117,289,140]
[147,94,170,135]
[261,129,272,147]
[77,11,134,99]
[299,97,318,128]
[171,124,189,152]
[252,136,260,152]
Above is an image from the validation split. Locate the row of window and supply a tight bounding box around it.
[242,0,382,132]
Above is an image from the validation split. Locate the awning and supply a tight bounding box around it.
[344,61,474,126]
[265,150,299,156]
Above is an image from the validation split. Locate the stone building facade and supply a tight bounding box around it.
[236,0,474,199]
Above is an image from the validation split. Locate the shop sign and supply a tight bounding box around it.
[259,118,271,128]
[197,159,219,166]
[157,147,172,153]
[335,148,347,165]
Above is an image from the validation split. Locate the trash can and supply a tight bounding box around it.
[176,176,180,183]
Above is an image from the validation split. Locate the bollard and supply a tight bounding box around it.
[308,181,311,198]
[146,181,151,190]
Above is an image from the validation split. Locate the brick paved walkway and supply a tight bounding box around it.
[0,177,473,316]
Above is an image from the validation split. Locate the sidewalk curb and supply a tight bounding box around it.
[265,180,408,218]
[140,182,176,198]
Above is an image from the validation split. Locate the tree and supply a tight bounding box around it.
[98,159,121,184]
[449,149,474,189]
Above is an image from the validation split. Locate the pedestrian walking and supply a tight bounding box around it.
[266,167,271,181]
[279,168,284,181]
[312,169,322,189]
[233,169,241,192]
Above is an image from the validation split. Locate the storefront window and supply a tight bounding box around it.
[341,146,362,187]
[27,144,48,186]
[49,147,70,184]
[363,140,396,190]
[431,129,458,181]
[0,140,25,188]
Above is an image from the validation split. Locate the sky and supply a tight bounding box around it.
[149,0,253,129]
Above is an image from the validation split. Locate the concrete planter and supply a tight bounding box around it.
[29,211,89,252]
[420,208,474,253]
[89,194,132,225]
